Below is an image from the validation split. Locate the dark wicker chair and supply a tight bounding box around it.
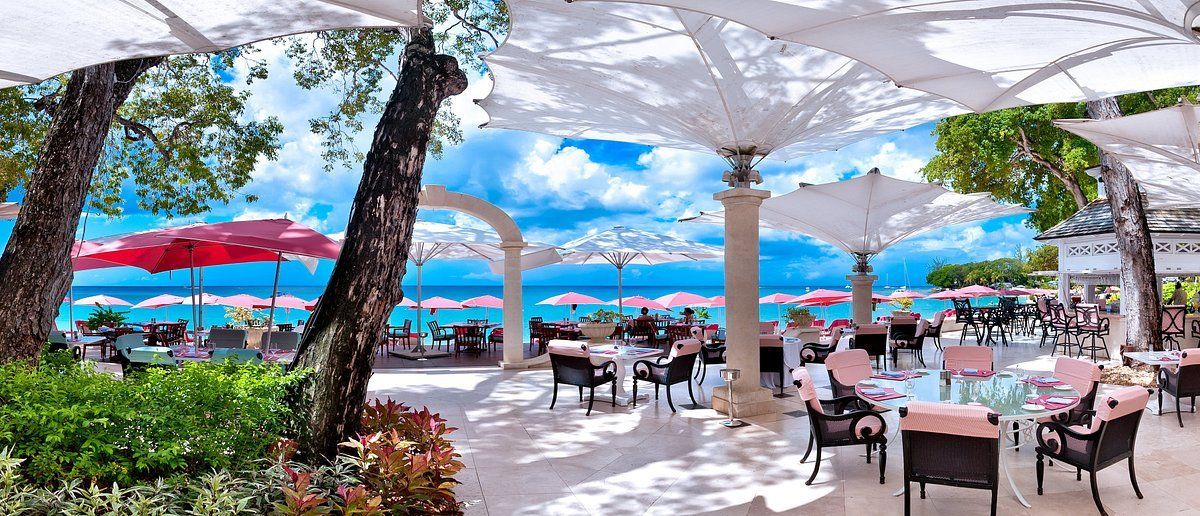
[528,317,545,353]
[800,327,843,365]
[695,326,725,383]
[1157,350,1200,428]
[1162,305,1187,350]
[548,341,616,416]
[900,402,1000,516]
[487,327,503,353]
[427,320,454,351]
[953,298,982,345]
[760,333,788,396]
[890,319,928,368]
[1072,303,1110,361]
[632,339,701,412]
[793,368,887,486]
[207,328,246,349]
[452,325,484,355]
[665,324,691,345]
[925,311,946,351]
[1036,387,1151,516]
[1047,303,1077,356]
[849,323,887,369]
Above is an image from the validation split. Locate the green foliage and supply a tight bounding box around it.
[693,307,712,321]
[0,51,281,218]
[586,308,622,323]
[784,307,815,327]
[926,258,1028,289]
[0,358,306,486]
[84,306,128,330]
[278,1,508,171]
[924,86,1200,232]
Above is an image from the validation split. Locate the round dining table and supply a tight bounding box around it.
[855,369,1080,508]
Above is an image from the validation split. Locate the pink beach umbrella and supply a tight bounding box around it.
[956,285,1000,299]
[997,288,1031,296]
[609,296,670,312]
[254,294,311,327]
[133,293,186,322]
[790,289,851,304]
[74,294,132,306]
[306,296,324,310]
[462,295,504,320]
[702,295,725,308]
[415,296,463,312]
[538,291,605,319]
[926,289,960,300]
[217,294,270,309]
[655,291,711,308]
[760,292,799,325]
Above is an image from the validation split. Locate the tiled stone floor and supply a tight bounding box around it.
[366,330,1200,515]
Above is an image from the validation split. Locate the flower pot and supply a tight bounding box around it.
[579,322,617,343]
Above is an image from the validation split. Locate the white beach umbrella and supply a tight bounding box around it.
[588,1,1200,113]
[0,203,19,220]
[683,168,1030,320]
[74,294,133,307]
[558,226,721,313]
[1055,102,1200,208]
[479,0,965,166]
[404,221,560,353]
[1,0,421,89]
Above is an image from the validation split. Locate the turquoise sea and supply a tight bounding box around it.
[57,285,976,331]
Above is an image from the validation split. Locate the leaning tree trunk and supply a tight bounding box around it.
[291,27,467,458]
[0,58,160,362]
[1086,97,1162,351]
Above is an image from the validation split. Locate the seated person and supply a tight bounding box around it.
[635,307,655,324]
[681,307,696,325]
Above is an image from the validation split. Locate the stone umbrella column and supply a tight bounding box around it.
[499,242,525,367]
[712,187,775,419]
[848,273,878,324]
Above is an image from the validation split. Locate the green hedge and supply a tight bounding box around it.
[0,351,306,486]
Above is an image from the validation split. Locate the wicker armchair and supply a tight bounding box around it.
[1162,305,1187,350]
[953,298,982,345]
[694,325,725,383]
[1158,350,1200,428]
[890,319,928,368]
[1036,387,1151,516]
[849,323,887,369]
[207,328,247,349]
[800,327,842,365]
[548,341,617,416]
[900,402,1000,516]
[632,339,701,412]
[793,368,887,486]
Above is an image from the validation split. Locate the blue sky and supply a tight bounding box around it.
[31,42,1037,290]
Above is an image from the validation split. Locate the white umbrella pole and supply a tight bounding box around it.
[415,263,424,353]
[264,252,282,351]
[198,266,205,334]
[617,265,624,314]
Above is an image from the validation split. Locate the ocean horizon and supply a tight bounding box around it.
[58,283,961,331]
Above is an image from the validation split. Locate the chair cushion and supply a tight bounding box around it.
[900,401,998,439]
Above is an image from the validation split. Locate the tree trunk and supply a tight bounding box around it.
[291,27,467,458]
[0,58,160,362]
[1086,97,1162,351]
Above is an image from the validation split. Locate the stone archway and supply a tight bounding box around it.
[417,185,541,368]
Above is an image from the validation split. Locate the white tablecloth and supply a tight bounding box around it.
[761,333,847,390]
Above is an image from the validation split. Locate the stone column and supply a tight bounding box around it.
[711,187,775,419]
[1058,273,1072,310]
[848,273,878,324]
[500,243,525,367]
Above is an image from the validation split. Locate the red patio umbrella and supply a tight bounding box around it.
[79,219,340,347]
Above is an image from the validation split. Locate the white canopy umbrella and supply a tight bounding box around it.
[684,168,1030,321]
[558,226,721,314]
[591,1,1200,113]
[479,0,965,168]
[1055,102,1200,208]
[1,0,421,88]
[0,203,19,220]
[404,221,560,356]
[74,294,132,307]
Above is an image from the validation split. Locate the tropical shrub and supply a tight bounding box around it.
[0,353,306,485]
[84,306,128,330]
[891,296,914,311]
[784,307,815,327]
[586,308,622,323]
[224,306,263,327]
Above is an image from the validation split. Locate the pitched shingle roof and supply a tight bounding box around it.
[1035,199,1200,241]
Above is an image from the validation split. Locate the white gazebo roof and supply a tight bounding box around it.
[478,0,964,160]
[1036,200,1200,278]
[1,0,422,88]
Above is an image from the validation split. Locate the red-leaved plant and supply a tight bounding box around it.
[272,399,464,515]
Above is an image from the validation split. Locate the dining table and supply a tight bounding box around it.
[1124,350,1184,414]
[587,342,662,406]
[855,368,1080,508]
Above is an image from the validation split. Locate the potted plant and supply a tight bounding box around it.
[890,296,914,317]
[783,306,820,341]
[85,306,129,332]
[224,306,261,327]
[579,308,621,343]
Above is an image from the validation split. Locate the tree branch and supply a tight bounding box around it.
[1016,127,1088,208]
[451,8,500,49]
[114,115,171,160]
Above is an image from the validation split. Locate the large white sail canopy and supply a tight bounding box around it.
[585,0,1200,113]
[478,0,965,160]
[683,168,1032,258]
[1,0,422,88]
[1056,103,1200,208]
